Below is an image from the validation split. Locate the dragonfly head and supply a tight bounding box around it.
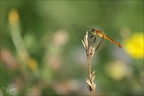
[90,29,96,36]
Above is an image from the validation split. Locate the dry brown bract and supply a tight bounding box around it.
[81,32,96,96]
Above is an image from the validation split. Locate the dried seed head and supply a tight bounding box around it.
[89,46,96,59]
[81,40,86,49]
[84,32,89,48]
[82,31,89,50]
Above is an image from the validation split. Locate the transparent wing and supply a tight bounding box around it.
[88,34,105,50]
[95,37,104,51]
[71,24,104,51]
[71,24,92,39]
[71,24,92,31]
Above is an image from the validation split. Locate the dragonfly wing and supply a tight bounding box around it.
[88,35,104,51]
[71,24,92,39]
[71,24,104,50]
[71,24,92,31]
[95,37,104,51]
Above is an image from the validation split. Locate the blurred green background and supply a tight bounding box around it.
[0,1,143,96]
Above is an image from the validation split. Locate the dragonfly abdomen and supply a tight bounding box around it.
[103,35,121,48]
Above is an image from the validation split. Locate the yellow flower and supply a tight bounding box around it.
[105,60,128,81]
[123,32,143,59]
[27,58,38,70]
[8,9,19,25]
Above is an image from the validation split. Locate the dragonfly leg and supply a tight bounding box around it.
[93,37,96,43]
[88,32,94,38]
[89,37,96,45]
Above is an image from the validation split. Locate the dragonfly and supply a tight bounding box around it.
[71,24,121,50]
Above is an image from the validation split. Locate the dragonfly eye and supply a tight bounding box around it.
[91,29,95,32]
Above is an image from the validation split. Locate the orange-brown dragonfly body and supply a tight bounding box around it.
[71,24,122,49]
[92,29,121,48]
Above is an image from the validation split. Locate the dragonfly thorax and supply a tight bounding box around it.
[96,30,104,37]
